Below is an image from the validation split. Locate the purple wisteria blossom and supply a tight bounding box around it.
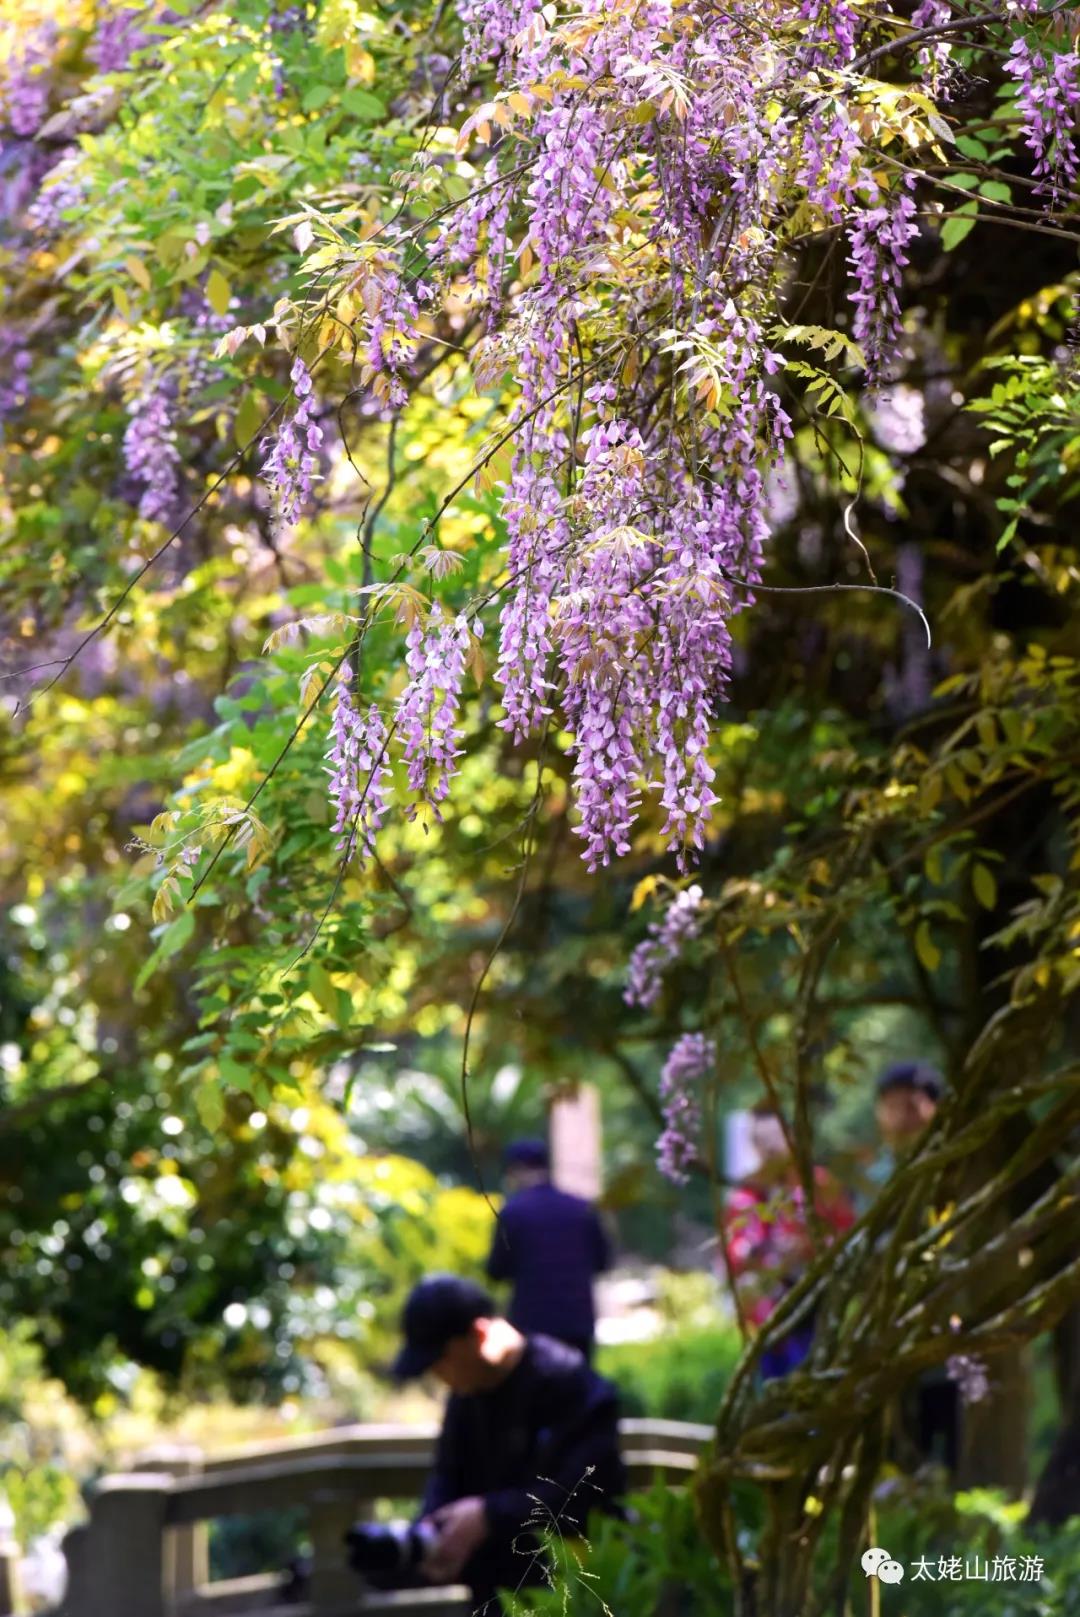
[89,8,149,73]
[326,673,393,861]
[27,150,85,235]
[396,610,471,819]
[1,25,54,137]
[0,328,32,424]
[625,885,706,1009]
[657,1032,715,1184]
[799,0,861,66]
[123,374,181,524]
[263,355,324,528]
[1006,34,1080,204]
[946,1353,991,1405]
[848,180,919,381]
[869,385,927,456]
[315,0,1078,872]
[912,0,955,89]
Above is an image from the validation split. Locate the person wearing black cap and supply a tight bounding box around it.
[486,1138,611,1362]
[875,1061,943,1157]
[390,1273,626,1614]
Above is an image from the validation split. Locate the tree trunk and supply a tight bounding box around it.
[956,1346,1030,1495]
[1029,1304,1080,1526]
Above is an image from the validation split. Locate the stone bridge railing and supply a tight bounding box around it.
[58,1419,710,1617]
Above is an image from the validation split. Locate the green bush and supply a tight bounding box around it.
[506,1483,727,1617]
[598,1322,742,1424]
[208,1507,309,1581]
[508,1465,1080,1617]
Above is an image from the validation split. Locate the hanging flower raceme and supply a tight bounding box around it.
[263,355,323,529]
[396,610,472,820]
[123,373,181,525]
[0,328,31,424]
[657,1032,715,1185]
[326,672,393,861]
[89,7,149,73]
[27,149,85,236]
[848,179,919,382]
[294,0,1078,873]
[625,886,706,1009]
[1,24,54,137]
[1006,34,1080,204]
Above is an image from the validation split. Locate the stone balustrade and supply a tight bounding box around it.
[57,1419,710,1617]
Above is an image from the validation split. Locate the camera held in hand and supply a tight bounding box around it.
[345,1519,439,1579]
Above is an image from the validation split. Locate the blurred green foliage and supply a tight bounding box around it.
[599,1325,743,1425]
[510,1477,1080,1617]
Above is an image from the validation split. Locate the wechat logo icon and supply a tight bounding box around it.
[862,1547,905,1584]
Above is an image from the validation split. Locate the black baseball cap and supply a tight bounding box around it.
[876,1061,944,1102]
[504,1138,549,1170]
[392,1275,494,1380]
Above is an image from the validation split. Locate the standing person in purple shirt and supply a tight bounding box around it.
[486,1139,612,1362]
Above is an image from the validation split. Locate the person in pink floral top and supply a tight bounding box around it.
[723,1105,855,1377]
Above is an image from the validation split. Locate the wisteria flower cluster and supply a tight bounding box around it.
[275,0,1080,873]
[123,372,181,525]
[1006,33,1080,204]
[326,671,393,861]
[395,609,472,819]
[657,1031,715,1184]
[89,7,149,74]
[625,885,706,1009]
[325,610,475,839]
[946,1352,992,1405]
[0,23,54,137]
[262,355,324,530]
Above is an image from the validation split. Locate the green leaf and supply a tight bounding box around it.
[941,203,978,252]
[341,89,385,122]
[218,1053,254,1090]
[135,908,195,990]
[978,180,1012,204]
[234,391,264,450]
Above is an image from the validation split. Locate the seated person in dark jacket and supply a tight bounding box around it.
[393,1274,626,1614]
[487,1139,611,1360]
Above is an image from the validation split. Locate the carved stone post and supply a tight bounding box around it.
[73,1475,170,1617]
[309,1490,364,1613]
[133,1445,207,1601]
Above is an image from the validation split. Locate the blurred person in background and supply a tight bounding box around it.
[874,1060,943,1166]
[487,1138,611,1362]
[376,1275,626,1615]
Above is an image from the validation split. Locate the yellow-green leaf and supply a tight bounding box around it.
[206,268,233,317]
[631,874,658,912]
[195,1083,226,1133]
[915,922,942,974]
[308,962,340,1021]
[152,878,178,924]
[972,864,997,910]
[125,256,151,292]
